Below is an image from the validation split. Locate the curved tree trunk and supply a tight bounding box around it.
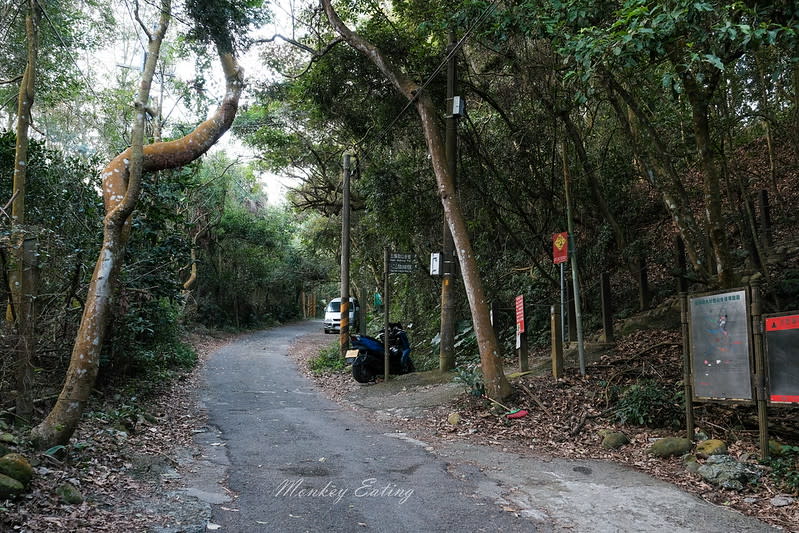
[322,0,511,400]
[31,2,244,448]
[559,111,627,253]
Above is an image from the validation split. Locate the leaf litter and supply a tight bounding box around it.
[291,329,799,532]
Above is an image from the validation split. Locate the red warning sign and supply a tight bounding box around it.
[552,232,568,264]
[765,312,799,404]
[515,295,525,334]
[765,315,799,332]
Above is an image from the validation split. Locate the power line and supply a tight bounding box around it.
[351,0,501,151]
[37,2,108,132]
[0,0,24,54]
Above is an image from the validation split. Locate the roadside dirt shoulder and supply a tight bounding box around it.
[288,331,798,532]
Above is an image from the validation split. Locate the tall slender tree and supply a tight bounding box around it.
[7,0,41,423]
[321,0,511,400]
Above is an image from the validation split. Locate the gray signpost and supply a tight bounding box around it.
[389,253,414,274]
[682,282,794,459]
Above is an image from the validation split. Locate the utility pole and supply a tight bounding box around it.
[562,143,586,375]
[340,153,351,358]
[439,30,458,372]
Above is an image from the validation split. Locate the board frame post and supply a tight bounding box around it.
[750,278,769,459]
[680,292,695,440]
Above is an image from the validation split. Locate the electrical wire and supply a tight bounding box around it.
[225,0,502,169]
[351,0,501,151]
[0,0,24,53]
[37,2,101,102]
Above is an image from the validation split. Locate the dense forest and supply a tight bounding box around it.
[240,0,799,374]
[1,0,798,445]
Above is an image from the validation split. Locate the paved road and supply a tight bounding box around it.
[201,321,547,532]
[197,321,777,533]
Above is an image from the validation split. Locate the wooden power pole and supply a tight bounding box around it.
[439,31,459,371]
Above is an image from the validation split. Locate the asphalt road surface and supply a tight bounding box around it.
[201,321,547,532]
[198,321,777,533]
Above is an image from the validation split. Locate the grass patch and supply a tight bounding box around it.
[309,342,346,374]
[762,444,799,494]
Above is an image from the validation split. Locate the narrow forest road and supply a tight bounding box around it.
[197,321,546,532]
[193,321,776,533]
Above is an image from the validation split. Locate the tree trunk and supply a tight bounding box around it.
[322,0,511,399]
[603,74,712,282]
[560,112,627,253]
[9,0,40,423]
[30,1,244,448]
[792,61,799,151]
[12,233,38,424]
[754,51,777,196]
[681,71,734,287]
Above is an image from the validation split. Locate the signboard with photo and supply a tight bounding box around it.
[688,289,753,401]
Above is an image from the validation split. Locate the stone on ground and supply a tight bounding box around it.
[56,482,84,505]
[0,453,33,487]
[695,439,727,458]
[0,473,24,499]
[648,437,692,458]
[600,431,630,449]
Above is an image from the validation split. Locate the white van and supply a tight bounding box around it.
[323,297,359,334]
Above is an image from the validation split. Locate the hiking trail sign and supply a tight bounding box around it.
[688,289,753,402]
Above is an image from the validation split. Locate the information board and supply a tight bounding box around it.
[389,253,414,274]
[765,312,799,404]
[689,289,753,401]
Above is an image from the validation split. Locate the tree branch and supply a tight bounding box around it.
[0,75,23,85]
[255,33,341,57]
[255,34,343,79]
[133,0,153,41]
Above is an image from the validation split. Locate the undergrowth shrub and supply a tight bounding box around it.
[454,363,485,397]
[612,380,684,428]
[104,298,197,378]
[762,445,799,494]
[309,342,346,374]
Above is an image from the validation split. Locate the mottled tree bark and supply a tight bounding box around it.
[604,74,712,282]
[9,0,40,423]
[31,1,244,447]
[322,0,511,400]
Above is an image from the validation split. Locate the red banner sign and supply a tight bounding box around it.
[765,312,799,404]
[515,295,525,334]
[765,315,799,332]
[553,232,569,264]
[771,394,799,403]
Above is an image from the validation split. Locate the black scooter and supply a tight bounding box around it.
[350,323,414,383]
